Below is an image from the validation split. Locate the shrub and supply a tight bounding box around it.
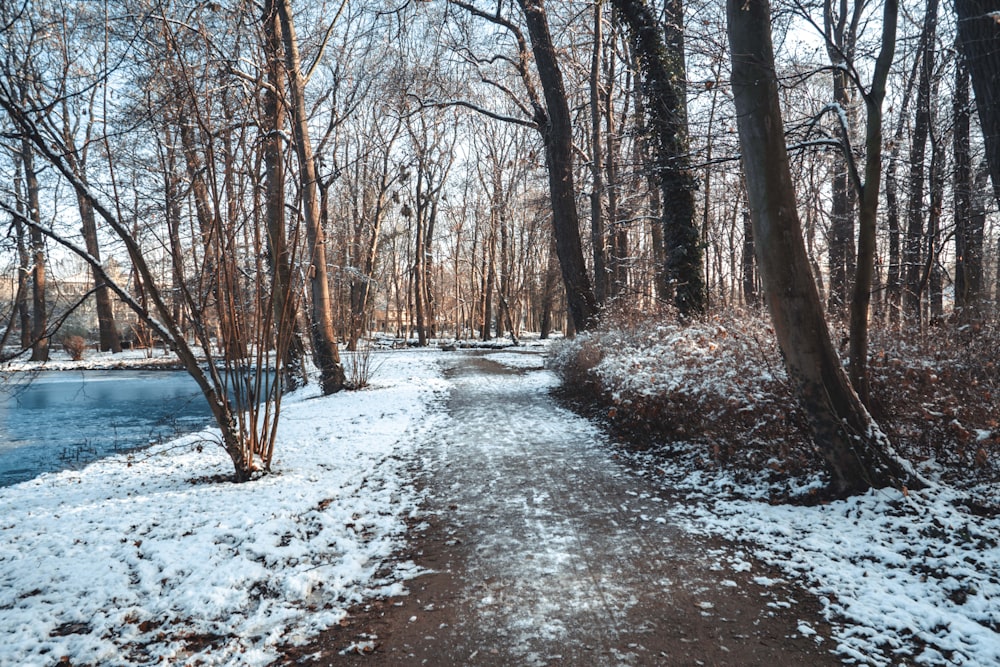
[552,306,1000,494]
[62,335,87,361]
[550,309,813,471]
[344,341,384,389]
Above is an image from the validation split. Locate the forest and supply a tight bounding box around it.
[1,0,998,493]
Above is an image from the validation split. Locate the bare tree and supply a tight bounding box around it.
[516,0,599,330]
[0,1,306,481]
[52,6,121,353]
[446,0,599,332]
[955,0,1000,211]
[611,0,704,315]
[262,0,307,388]
[822,0,861,317]
[20,135,47,362]
[727,0,922,495]
[275,0,346,393]
[902,0,940,325]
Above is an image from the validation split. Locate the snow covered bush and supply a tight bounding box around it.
[344,342,384,390]
[866,321,1000,487]
[550,310,818,485]
[552,308,1000,496]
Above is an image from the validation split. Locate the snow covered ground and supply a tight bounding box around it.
[3,347,186,372]
[0,349,448,666]
[652,464,1000,666]
[496,346,1000,664]
[3,342,999,666]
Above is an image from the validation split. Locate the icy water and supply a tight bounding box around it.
[0,371,212,486]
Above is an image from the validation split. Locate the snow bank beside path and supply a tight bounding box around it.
[0,350,448,666]
[650,463,1000,665]
[553,320,1000,665]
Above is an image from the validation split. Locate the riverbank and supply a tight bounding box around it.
[3,347,189,372]
[0,349,448,666]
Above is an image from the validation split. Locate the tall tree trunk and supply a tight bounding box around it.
[927,131,946,321]
[79,197,122,352]
[952,49,982,320]
[164,151,187,339]
[741,206,757,307]
[481,228,495,340]
[276,0,345,393]
[847,0,897,405]
[413,198,427,346]
[590,0,608,304]
[606,39,628,298]
[955,0,1000,210]
[539,237,560,338]
[884,160,902,325]
[612,0,703,315]
[883,56,919,328]
[22,138,48,362]
[12,151,32,350]
[263,0,306,389]
[728,0,921,495]
[61,110,121,353]
[497,213,510,338]
[424,199,438,340]
[55,31,121,353]
[827,100,854,316]
[518,0,599,332]
[824,0,860,318]
[902,0,939,325]
[219,100,248,359]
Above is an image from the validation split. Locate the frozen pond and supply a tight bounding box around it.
[0,370,213,486]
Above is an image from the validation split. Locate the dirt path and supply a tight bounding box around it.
[278,352,842,666]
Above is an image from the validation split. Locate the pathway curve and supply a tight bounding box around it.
[280,351,841,666]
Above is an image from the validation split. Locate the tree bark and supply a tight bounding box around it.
[517,0,599,332]
[59,93,122,354]
[539,237,560,338]
[927,129,946,321]
[847,0,897,405]
[611,0,703,315]
[902,0,939,325]
[952,49,983,320]
[882,56,918,327]
[12,150,32,350]
[413,190,428,346]
[741,205,757,307]
[263,0,306,390]
[589,0,608,304]
[276,0,345,394]
[824,0,860,318]
[955,0,1000,210]
[607,38,628,298]
[727,0,921,495]
[22,137,48,362]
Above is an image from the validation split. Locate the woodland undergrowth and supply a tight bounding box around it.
[550,305,1000,503]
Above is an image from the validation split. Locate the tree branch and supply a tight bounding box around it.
[407,93,538,129]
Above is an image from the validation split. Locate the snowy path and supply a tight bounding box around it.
[359,351,836,666]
